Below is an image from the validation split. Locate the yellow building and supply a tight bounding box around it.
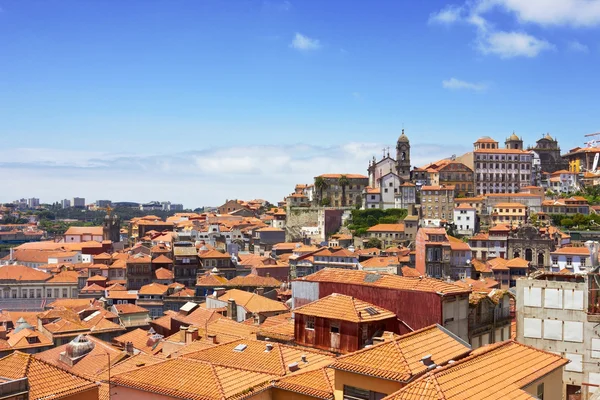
[491,202,526,227]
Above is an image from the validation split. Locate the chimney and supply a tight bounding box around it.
[288,362,299,372]
[256,287,264,296]
[265,343,274,352]
[372,336,385,345]
[421,354,434,367]
[266,272,270,277]
[125,341,134,355]
[188,327,199,342]
[227,299,238,321]
[301,354,307,363]
[180,326,188,343]
[207,333,217,344]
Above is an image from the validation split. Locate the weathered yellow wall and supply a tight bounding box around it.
[247,389,273,400]
[333,370,403,400]
[272,388,325,400]
[522,368,563,400]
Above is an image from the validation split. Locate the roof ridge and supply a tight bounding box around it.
[391,336,412,376]
[275,342,287,376]
[209,362,227,399]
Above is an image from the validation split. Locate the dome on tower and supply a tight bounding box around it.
[397,129,409,143]
[508,132,520,141]
[544,133,554,141]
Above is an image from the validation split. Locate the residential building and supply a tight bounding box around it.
[454,196,485,214]
[394,182,417,211]
[420,185,455,226]
[490,202,527,227]
[454,204,476,235]
[329,324,471,400]
[64,226,103,243]
[549,169,580,193]
[125,254,153,290]
[253,227,285,255]
[484,192,543,214]
[137,282,169,318]
[467,289,513,348]
[292,268,471,341]
[365,223,405,247]
[415,227,450,278]
[473,136,533,195]
[0,265,79,302]
[550,246,592,273]
[516,272,600,399]
[293,293,397,353]
[314,174,369,208]
[61,199,71,208]
[384,340,567,400]
[312,248,359,271]
[27,198,39,208]
[72,197,85,208]
[198,249,235,279]
[172,242,199,288]
[563,145,600,174]
[403,215,418,242]
[206,288,288,323]
[414,159,474,197]
[542,196,590,215]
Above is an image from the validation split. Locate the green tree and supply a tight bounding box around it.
[320,197,331,207]
[365,237,382,249]
[314,176,327,205]
[560,218,574,228]
[338,175,350,207]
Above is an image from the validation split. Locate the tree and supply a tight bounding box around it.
[338,175,350,207]
[314,176,327,205]
[560,218,574,228]
[365,237,382,249]
[320,197,331,207]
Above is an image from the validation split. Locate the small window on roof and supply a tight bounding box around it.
[233,344,248,352]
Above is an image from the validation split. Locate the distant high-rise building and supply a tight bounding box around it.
[27,198,40,208]
[96,200,112,208]
[169,203,184,211]
[72,197,85,208]
[61,199,72,208]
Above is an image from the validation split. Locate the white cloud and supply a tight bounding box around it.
[568,40,589,53]
[428,5,464,24]
[484,0,600,27]
[0,142,469,207]
[442,77,488,91]
[290,33,321,51]
[478,31,554,58]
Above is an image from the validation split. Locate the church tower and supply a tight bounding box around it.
[505,132,523,150]
[396,129,411,181]
[103,213,121,243]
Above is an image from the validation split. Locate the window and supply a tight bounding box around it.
[62,289,68,298]
[47,289,52,298]
[552,257,558,265]
[567,257,572,266]
[581,257,586,267]
[306,316,315,330]
[330,322,340,334]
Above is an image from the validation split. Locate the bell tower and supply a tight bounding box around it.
[396,129,411,181]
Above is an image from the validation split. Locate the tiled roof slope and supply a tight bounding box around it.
[294,293,396,323]
[383,340,568,400]
[111,357,276,400]
[218,289,289,313]
[113,328,163,355]
[0,351,98,399]
[183,338,333,376]
[331,324,470,382]
[227,273,282,287]
[274,366,335,399]
[298,268,469,295]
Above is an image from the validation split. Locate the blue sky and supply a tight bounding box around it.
[1,0,599,207]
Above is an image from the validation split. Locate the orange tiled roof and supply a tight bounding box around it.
[227,273,282,287]
[0,265,51,281]
[114,328,163,355]
[257,313,294,342]
[487,258,509,271]
[199,249,232,259]
[360,256,401,268]
[35,335,125,379]
[274,367,335,399]
[139,282,169,295]
[96,353,163,381]
[294,293,396,322]
[152,254,173,263]
[183,338,333,376]
[331,324,471,382]
[218,289,289,314]
[172,306,225,327]
[506,257,529,268]
[298,268,469,295]
[154,267,174,280]
[113,303,149,314]
[448,236,470,251]
[551,246,590,255]
[367,223,405,233]
[0,352,98,399]
[196,272,229,286]
[400,266,421,277]
[383,340,568,400]
[111,357,276,400]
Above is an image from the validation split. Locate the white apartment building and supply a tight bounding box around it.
[550,246,592,274]
[517,273,600,399]
[454,204,476,236]
[549,170,580,194]
[473,136,534,195]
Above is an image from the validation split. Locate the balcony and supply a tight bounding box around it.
[469,308,511,331]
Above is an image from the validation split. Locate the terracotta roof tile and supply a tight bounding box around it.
[111,357,276,400]
[114,328,164,355]
[298,268,469,295]
[152,254,173,263]
[226,273,281,288]
[294,293,396,323]
[183,338,333,376]
[331,324,470,382]
[384,341,568,400]
[0,352,98,399]
[139,282,169,295]
[0,265,51,281]
[217,289,289,314]
[113,303,149,314]
[274,366,335,399]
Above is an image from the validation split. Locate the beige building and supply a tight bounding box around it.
[491,202,527,227]
[420,185,455,225]
[314,174,369,208]
[365,223,406,247]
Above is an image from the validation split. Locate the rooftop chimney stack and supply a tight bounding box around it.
[420,354,434,367]
[125,341,134,355]
[180,326,188,343]
[265,343,274,352]
[227,299,238,321]
[207,333,217,344]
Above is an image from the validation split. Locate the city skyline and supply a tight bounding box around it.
[2,0,599,205]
